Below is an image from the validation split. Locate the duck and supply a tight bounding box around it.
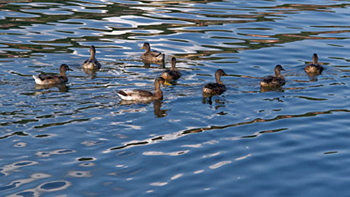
[141,42,165,62]
[33,64,72,85]
[304,53,323,75]
[203,69,228,95]
[260,65,285,87]
[82,45,101,70]
[117,77,166,102]
[161,57,181,81]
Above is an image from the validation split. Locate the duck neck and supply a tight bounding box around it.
[171,61,176,71]
[215,74,223,85]
[145,45,151,53]
[312,54,318,65]
[89,49,95,61]
[275,70,284,78]
[154,82,163,99]
[275,70,280,76]
[60,69,67,77]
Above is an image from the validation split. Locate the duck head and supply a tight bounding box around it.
[60,64,73,72]
[141,42,151,51]
[274,65,284,76]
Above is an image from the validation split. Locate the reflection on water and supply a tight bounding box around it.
[34,83,69,93]
[202,95,226,108]
[142,61,165,69]
[260,86,284,93]
[153,100,167,118]
[1,0,350,196]
[83,67,98,79]
[307,72,319,82]
[119,99,168,118]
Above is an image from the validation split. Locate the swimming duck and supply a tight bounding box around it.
[33,64,72,85]
[161,57,181,81]
[82,45,101,70]
[203,69,228,95]
[304,53,323,75]
[117,77,166,102]
[141,42,165,62]
[260,65,285,87]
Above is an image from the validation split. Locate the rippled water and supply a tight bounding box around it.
[1,0,350,196]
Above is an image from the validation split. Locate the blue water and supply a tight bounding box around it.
[1,0,350,196]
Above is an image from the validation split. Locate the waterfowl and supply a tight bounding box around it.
[33,64,72,85]
[82,45,101,70]
[260,65,285,87]
[305,53,323,75]
[117,77,166,102]
[203,69,228,95]
[161,57,181,81]
[141,42,165,62]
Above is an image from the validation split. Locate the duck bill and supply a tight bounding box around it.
[163,80,172,86]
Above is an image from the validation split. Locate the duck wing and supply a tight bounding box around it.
[203,83,226,95]
[272,77,285,86]
[261,75,274,83]
[38,74,58,81]
[169,70,181,79]
[149,50,163,57]
[131,90,153,97]
[162,70,181,81]
[261,75,285,87]
[117,89,154,101]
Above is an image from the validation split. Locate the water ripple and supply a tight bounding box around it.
[1,1,350,196]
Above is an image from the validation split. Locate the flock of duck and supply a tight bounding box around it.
[32,42,324,101]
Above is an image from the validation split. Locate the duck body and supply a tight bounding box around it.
[117,77,165,102]
[260,76,285,87]
[305,53,323,75]
[260,65,285,88]
[83,45,101,70]
[161,57,181,81]
[33,64,72,85]
[203,69,228,95]
[203,83,226,95]
[83,59,101,70]
[141,42,165,62]
[305,64,323,74]
[162,70,181,81]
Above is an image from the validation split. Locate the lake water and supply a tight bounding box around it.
[1,0,350,196]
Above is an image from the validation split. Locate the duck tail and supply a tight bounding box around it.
[117,90,127,96]
[32,75,43,85]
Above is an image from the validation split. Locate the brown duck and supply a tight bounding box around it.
[141,42,165,62]
[117,77,166,102]
[305,53,323,75]
[83,45,101,70]
[203,69,228,95]
[260,65,285,87]
[33,64,72,85]
[161,57,181,81]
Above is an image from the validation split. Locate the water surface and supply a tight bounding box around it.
[1,0,350,196]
